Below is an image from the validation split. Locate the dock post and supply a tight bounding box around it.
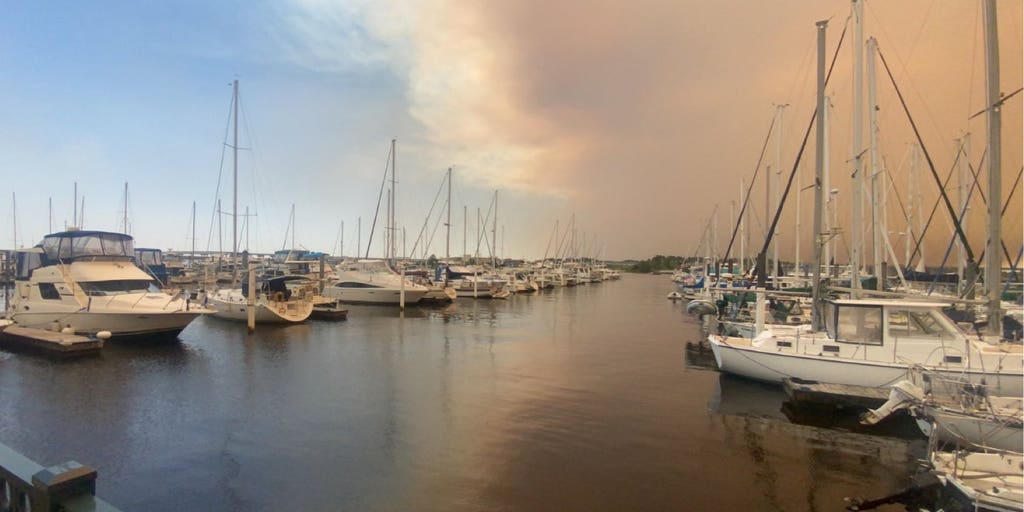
[319,255,326,295]
[399,264,406,314]
[754,292,766,336]
[247,263,256,333]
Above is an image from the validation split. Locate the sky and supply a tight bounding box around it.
[0,0,1020,264]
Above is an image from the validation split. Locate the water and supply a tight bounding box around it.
[0,275,924,511]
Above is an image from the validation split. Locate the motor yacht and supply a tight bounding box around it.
[9,230,211,338]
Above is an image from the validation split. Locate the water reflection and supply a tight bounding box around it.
[0,276,926,511]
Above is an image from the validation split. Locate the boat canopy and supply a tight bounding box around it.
[40,231,135,263]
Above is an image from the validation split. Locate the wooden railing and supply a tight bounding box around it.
[0,441,120,511]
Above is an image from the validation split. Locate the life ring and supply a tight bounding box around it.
[273,291,285,302]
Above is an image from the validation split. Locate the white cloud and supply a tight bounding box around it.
[273,0,561,195]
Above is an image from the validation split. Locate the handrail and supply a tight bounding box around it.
[0,441,121,511]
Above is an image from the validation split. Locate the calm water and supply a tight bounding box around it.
[0,275,924,511]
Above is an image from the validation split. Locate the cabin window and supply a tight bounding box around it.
[835,305,882,345]
[15,251,42,280]
[888,310,953,338]
[335,282,381,289]
[79,280,156,296]
[38,283,61,300]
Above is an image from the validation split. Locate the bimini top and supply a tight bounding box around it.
[39,230,136,263]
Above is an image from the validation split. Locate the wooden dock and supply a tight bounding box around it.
[0,324,103,357]
[783,378,890,410]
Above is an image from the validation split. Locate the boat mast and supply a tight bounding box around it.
[811,19,828,331]
[867,36,884,289]
[492,190,498,266]
[739,179,745,273]
[73,182,77,228]
[123,182,129,234]
[850,0,865,293]
[957,133,971,295]
[231,79,239,284]
[794,160,801,277]
[983,0,1002,336]
[390,138,397,265]
[446,167,451,259]
[12,192,16,249]
[773,104,787,278]
[823,96,833,277]
[191,201,196,271]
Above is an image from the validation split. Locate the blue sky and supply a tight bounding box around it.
[1,1,1020,262]
[0,1,553,258]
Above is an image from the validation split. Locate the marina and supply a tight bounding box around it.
[0,1,1021,511]
[0,275,930,511]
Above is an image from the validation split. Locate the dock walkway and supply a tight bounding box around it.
[783,378,890,409]
[0,324,103,357]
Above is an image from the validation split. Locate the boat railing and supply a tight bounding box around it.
[906,364,1004,413]
[0,441,121,512]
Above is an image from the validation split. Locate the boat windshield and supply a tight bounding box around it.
[888,310,956,339]
[78,280,158,296]
[135,249,163,266]
[41,232,135,262]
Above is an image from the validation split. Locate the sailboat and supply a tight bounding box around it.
[205,79,313,324]
[707,5,1023,397]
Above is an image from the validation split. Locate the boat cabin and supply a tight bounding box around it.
[16,231,136,279]
[40,230,135,264]
[823,299,962,346]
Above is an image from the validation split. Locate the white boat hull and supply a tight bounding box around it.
[207,291,313,323]
[322,287,427,305]
[708,335,1024,396]
[11,310,204,338]
[918,406,1023,453]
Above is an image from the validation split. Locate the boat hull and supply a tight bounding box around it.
[322,287,428,305]
[708,335,1023,396]
[11,310,204,338]
[206,290,313,323]
[918,406,1023,453]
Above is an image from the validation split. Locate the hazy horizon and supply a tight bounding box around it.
[1,1,1020,264]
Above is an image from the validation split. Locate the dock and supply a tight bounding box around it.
[783,378,890,410]
[0,324,103,357]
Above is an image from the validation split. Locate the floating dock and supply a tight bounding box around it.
[783,378,890,409]
[0,323,103,357]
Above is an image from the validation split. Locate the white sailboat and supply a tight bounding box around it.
[206,275,315,323]
[206,79,313,324]
[710,7,1023,398]
[709,298,1022,396]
